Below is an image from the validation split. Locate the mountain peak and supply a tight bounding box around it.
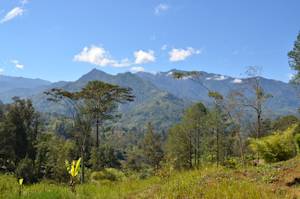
[78,68,112,82]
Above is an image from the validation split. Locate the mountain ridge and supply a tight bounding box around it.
[0,69,299,130]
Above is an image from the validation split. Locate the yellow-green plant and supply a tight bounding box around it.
[249,125,297,163]
[65,158,81,192]
[18,178,23,196]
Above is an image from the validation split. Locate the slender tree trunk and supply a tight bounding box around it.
[196,128,200,167]
[236,129,245,167]
[80,144,85,184]
[96,119,99,147]
[256,109,262,162]
[189,132,193,169]
[257,111,261,139]
[216,128,219,167]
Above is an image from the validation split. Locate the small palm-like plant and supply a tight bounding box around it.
[65,158,81,192]
[18,178,23,196]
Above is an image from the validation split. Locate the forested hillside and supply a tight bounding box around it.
[2,0,300,198]
[0,67,299,131]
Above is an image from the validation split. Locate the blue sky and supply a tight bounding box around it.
[0,0,299,82]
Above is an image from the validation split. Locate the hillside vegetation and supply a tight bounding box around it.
[1,32,300,199]
[2,156,300,199]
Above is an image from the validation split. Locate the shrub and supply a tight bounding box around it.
[295,133,300,150]
[91,168,125,183]
[249,126,297,163]
[222,157,240,169]
[138,167,154,179]
[15,157,37,183]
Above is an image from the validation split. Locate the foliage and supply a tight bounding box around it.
[272,115,299,131]
[122,146,145,172]
[90,145,121,171]
[288,32,300,83]
[142,123,164,169]
[35,134,77,182]
[166,124,192,169]
[65,158,81,192]
[249,126,298,163]
[91,168,125,182]
[15,158,36,184]
[65,158,81,178]
[0,98,41,171]
[0,163,294,199]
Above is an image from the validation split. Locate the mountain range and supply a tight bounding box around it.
[0,69,299,131]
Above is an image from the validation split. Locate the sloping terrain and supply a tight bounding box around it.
[1,68,300,130]
[3,157,300,198]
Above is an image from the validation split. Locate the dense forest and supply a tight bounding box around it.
[0,33,300,199]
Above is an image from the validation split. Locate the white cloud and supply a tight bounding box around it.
[214,75,227,81]
[155,4,169,15]
[232,78,243,84]
[11,60,24,69]
[0,68,4,74]
[169,47,201,62]
[1,7,24,23]
[134,50,155,64]
[74,45,131,67]
[130,66,145,73]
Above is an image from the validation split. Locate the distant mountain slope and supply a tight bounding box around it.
[0,75,51,103]
[0,75,51,92]
[0,69,299,130]
[137,70,300,116]
[31,69,188,131]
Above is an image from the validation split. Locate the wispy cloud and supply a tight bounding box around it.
[154,4,169,15]
[74,45,131,67]
[0,68,4,74]
[169,47,201,62]
[1,7,24,23]
[11,60,24,69]
[21,0,29,5]
[134,50,155,64]
[130,66,145,73]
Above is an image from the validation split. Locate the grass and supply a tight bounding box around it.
[2,158,300,199]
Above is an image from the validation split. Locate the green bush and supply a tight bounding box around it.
[295,133,300,150]
[15,158,37,183]
[138,167,154,179]
[249,126,297,163]
[91,168,125,182]
[222,157,240,169]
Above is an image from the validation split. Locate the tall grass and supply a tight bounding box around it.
[0,166,294,199]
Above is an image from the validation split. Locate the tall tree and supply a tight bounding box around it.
[166,124,191,169]
[142,123,164,169]
[45,88,91,183]
[241,67,272,139]
[45,80,134,182]
[288,32,300,82]
[80,81,134,147]
[182,102,208,167]
[166,103,209,169]
[0,98,41,171]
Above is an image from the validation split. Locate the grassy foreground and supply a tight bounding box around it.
[2,157,300,199]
